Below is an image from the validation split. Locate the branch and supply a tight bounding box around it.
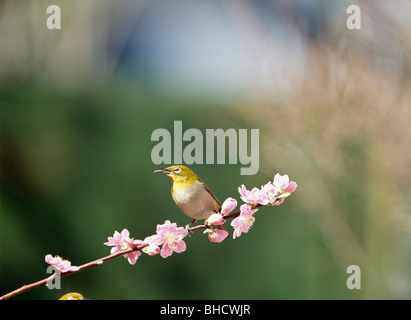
[190,203,263,232]
[0,244,147,300]
[0,173,296,300]
[0,206,252,300]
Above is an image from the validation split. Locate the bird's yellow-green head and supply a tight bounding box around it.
[154,165,201,185]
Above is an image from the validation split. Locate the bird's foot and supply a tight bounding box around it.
[185,219,197,236]
[185,224,194,236]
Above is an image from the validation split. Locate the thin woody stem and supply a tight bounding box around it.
[0,202,270,300]
[0,243,147,300]
[0,274,58,301]
[190,203,263,232]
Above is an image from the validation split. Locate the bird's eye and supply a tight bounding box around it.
[173,167,182,174]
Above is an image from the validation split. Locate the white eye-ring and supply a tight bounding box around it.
[173,167,182,174]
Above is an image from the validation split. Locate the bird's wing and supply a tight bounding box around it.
[201,181,221,211]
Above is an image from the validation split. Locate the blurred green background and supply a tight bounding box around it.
[1,0,411,299]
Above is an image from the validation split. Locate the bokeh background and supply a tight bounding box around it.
[1,0,410,299]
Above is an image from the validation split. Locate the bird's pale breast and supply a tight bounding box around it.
[172,180,219,219]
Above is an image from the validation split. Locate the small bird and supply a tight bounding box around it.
[58,292,88,300]
[154,165,221,226]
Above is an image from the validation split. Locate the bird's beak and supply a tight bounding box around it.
[154,168,170,174]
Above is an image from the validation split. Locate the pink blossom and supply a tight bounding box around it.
[273,173,290,190]
[272,197,285,206]
[260,182,277,205]
[123,247,143,265]
[105,229,130,253]
[220,197,237,215]
[205,228,229,243]
[45,255,79,273]
[231,204,258,239]
[151,220,188,258]
[238,185,263,205]
[205,213,226,226]
[272,173,297,204]
[273,173,297,194]
[142,235,161,256]
[238,174,297,207]
[256,182,272,205]
[104,229,144,265]
[242,174,298,206]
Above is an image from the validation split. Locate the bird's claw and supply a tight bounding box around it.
[184,219,197,236]
[185,224,194,236]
